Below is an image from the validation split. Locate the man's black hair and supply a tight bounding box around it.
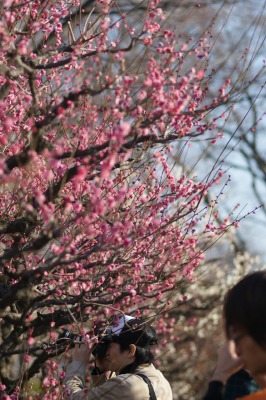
[224,270,266,348]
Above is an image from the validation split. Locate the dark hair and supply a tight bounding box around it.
[113,318,158,373]
[224,270,266,348]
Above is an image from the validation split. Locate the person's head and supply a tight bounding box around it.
[97,315,158,373]
[224,270,266,375]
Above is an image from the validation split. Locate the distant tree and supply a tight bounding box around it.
[0,0,263,398]
[182,0,266,258]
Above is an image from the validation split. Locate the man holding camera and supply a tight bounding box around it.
[63,315,173,399]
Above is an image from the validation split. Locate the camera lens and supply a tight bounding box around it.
[92,340,110,358]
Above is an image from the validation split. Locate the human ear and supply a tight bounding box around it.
[128,344,136,357]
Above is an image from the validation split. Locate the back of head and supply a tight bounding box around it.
[224,270,266,347]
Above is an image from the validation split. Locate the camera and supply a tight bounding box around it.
[92,337,111,359]
[58,329,81,342]
[56,329,82,347]
[57,328,113,359]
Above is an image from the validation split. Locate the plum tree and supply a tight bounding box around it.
[0,0,264,398]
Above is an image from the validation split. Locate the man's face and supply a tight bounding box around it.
[230,327,266,376]
[104,342,135,373]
